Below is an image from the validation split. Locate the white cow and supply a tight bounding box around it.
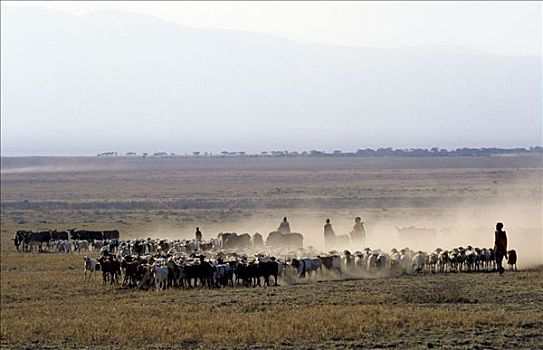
[213,263,232,287]
[74,240,89,253]
[412,251,427,272]
[83,256,100,278]
[293,258,322,278]
[153,265,169,291]
[399,252,411,274]
[100,245,110,256]
[367,253,378,272]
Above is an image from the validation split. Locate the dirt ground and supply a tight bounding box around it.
[1,156,542,349]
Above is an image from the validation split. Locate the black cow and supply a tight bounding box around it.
[252,233,264,249]
[103,230,120,240]
[234,261,260,287]
[27,231,51,252]
[182,261,214,288]
[257,259,280,286]
[266,231,304,250]
[68,229,104,242]
[220,233,252,249]
[51,230,69,240]
[13,230,31,252]
[98,255,121,284]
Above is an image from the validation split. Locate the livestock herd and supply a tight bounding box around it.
[12,228,519,291]
[13,229,120,253]
[83,244,519,292]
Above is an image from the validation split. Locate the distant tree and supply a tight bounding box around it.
[193,152,200,156]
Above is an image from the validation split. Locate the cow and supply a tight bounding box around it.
[266,231,304,250]
[375,253,389,271]
[427,251,439,273]
[29,231,51,252]
[252,233,264,249]
[412,251,427,273]
[13,231,31,252]
[398,250,412,274]
[233,261,257,287]
[103,230,120,240]
[182,260,214,288]
[68,229,103,242]
[438,250,449,273]
[73,240,90,252]
[220,233,252,250]
[137,264,155,290]
[319,255,342,275]
[291,258,322,279]
[83,256,101,278]
[120,259,141,287]
[465,247,477,272]
[153,265,169,291]
[98,255,121,284]
[50,240,70,253]
[342,250,356,272]
[507,250,517,271]
[51,230,69,241]
[256,256,280,287]
[212,263,234,288]
[166,259,183,288]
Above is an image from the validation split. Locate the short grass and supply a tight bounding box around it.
[1,156,542,349]
[1,252,542,349]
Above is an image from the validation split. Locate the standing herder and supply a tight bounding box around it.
[195,227,202,242]
[278,217,291,233]
[324,218,336,248]
[350,217,366,247]
[494,222,507,274]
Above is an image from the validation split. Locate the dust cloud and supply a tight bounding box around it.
[157,199,541,268]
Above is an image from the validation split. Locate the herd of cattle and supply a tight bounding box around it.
[13,229,121,253]
[13,229,518,291]
[12,230,302,254]
[83,242,518,291]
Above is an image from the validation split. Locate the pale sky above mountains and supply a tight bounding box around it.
[4,1,541,56]
[1,2,541,156]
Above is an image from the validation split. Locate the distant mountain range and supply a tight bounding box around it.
[1,6,541,155]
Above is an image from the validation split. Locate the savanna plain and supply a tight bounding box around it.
[1,156,542,349]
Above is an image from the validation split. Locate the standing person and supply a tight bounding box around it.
[324,218,336,248]
[350,216,366,247]
[494,222,507,274]
[195,227,202,242]
[278,217,291,233]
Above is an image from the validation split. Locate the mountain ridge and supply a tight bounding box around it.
[1,6,541,155]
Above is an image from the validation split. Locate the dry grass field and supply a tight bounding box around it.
[1,156,542,349]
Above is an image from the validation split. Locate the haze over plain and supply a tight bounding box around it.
[1,3,541,155]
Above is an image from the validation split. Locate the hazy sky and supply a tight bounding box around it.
[3,1,542,56]
[1,2,541,156]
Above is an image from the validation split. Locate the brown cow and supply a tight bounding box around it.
[507,249,517,271]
